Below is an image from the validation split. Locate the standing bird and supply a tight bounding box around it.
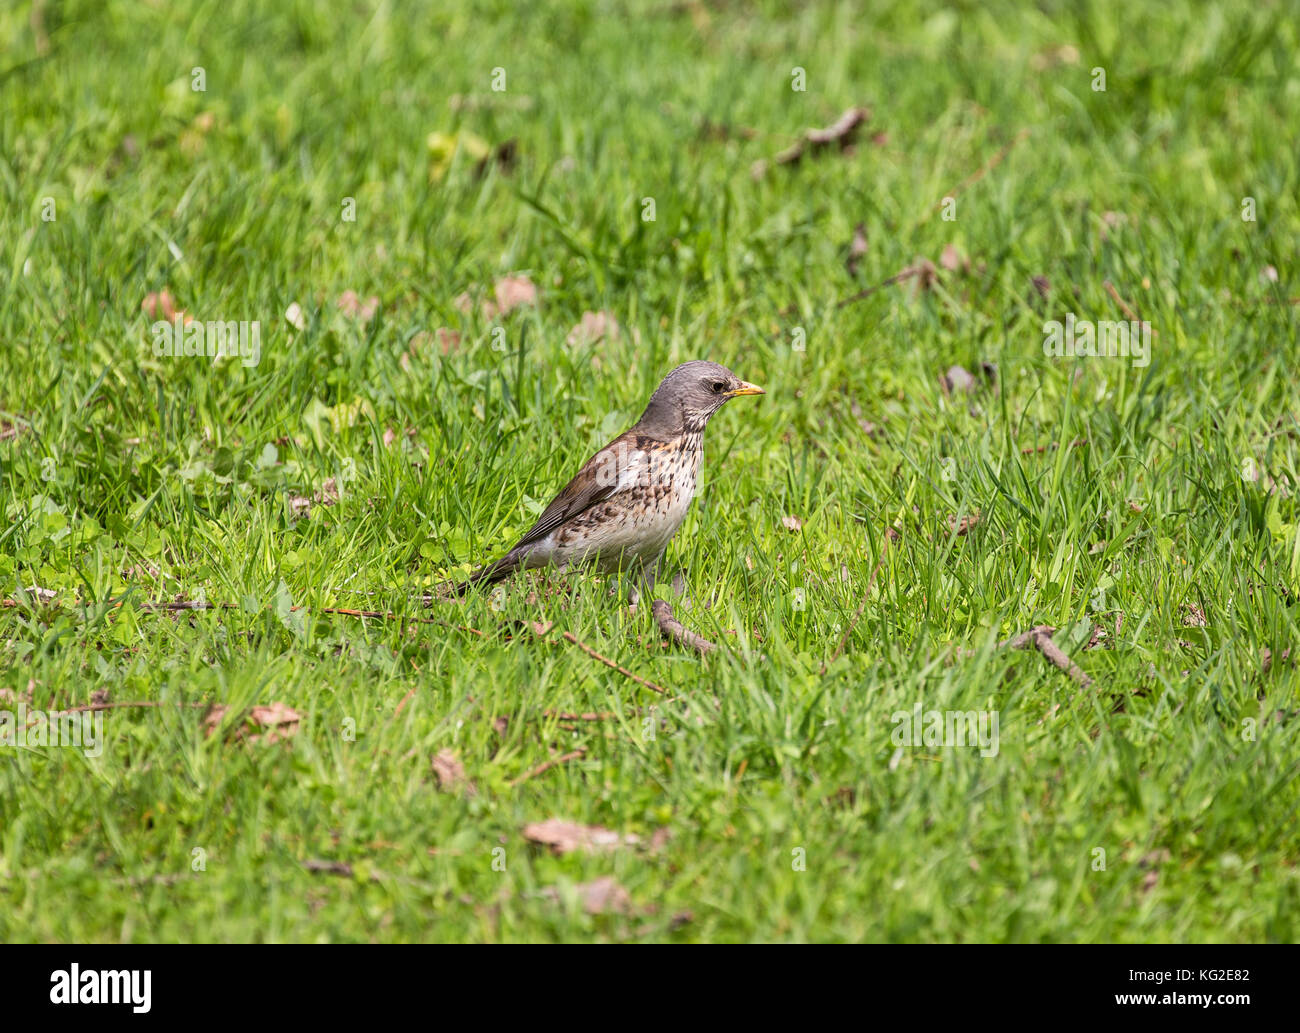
[458,360,764,599]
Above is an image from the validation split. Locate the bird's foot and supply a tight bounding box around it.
[651,599,718,656]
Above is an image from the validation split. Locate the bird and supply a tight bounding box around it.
[457,360,764,599]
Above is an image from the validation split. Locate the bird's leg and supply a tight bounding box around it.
[639,559,718,656]
[627,557,659,611]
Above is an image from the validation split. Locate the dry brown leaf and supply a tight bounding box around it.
[941,365,977,395]
[1183,605,1208,627]
[522,818,640,856]
[492,275,537,316]
[204,702,301,743]
[948,512,980,536]
[1030,44,1080,70]
[846,222,868,277]
[939,243,968,273]
[470,138,519,179]
[337,290,379,323]
[431,749,475,795]
[773,106,870,167]
[288,478,340,519]
[141,289,193,325]
[247,702,301,743]
[566,310,620,346]
[540,876,631,915]
[456,275,538,320]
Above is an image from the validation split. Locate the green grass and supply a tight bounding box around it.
[2,0,1298,942]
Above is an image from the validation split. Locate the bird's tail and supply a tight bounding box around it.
[448,550,524,597]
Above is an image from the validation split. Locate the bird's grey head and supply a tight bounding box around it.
[636,360,765,436]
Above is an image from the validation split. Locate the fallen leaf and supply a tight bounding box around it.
[337,290,379,323]
[431,749,475,795]
[522,819,640,856]
[566,310,620,346]
[204,701,301,743]
[941,365,977,395]
[939,243,967,272]
[473,138,518,178]
[288,478,340,520]
[141,289,193,325]
[247,702,301,744]
[1183,605,1208,627]
[540,876,631,915]
[492,275,537,316]
[781,515,803,532]
[1030,44,1080,70]
[846,223,868,277]
[456,275,539,320]
[771,106,871,168]
[947,511,979,535]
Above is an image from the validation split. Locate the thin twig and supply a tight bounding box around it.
[772,106,871,166]
[999,625,1093,688]
[561,630,669,693]
[72,596,668,697]
[393,688,417,717]
[931,128,1030,212]
[55,701,208,715]
[508,748,587,787]
[834,266,929,309]
[1103,280,1158,335]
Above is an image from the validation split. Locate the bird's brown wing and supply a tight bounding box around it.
[511,434,636,550]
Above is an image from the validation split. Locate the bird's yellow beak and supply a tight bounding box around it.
[726,381,765,397]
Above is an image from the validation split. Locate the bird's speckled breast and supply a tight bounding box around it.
[556,430,703,571]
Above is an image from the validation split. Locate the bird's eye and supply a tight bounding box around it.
[711,381,727,394]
